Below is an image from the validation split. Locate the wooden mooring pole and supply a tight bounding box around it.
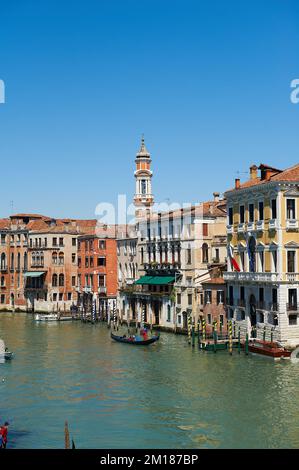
[64,421,70,449]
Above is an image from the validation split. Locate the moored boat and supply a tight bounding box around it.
[34,313,59,322]
[245,339,291,359]
[111,332,160,345]
[0,339,14,360]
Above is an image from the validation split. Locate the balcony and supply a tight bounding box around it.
[286,219,299,230]
[247,221,255,231]
[237,223,245,233]
[286,273,299,283]
[268,219,278,230]
[227,224,233,234]
[0,265,8,272]
[256,220,264,231]
[98,286,107,294]
[224,271,280,283]
[83,286,92,293]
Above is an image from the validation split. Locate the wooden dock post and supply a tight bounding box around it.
[238,327,241,354]
[187,314,192,345]
[202,318,206,343]
[245,332,249,355]
[213,321,217,353]
[271,327,273,343]
[263,325,266,342]
[191,318,195,348]
[197,318,201,350]
[64,421,70,449]
[228,320,233,355]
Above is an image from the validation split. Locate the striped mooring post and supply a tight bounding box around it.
[142,303,145,329]
[91,299,96,324]
[271,327,274,343]
[263,325,266,342]
[113,301,117,330]
[197,317,201,349]
[187,314,192,344]
[213,320,218,353]
[238,327,241,354]
[191,318,195,348]
[228,320,233,355]
[202,318,206,343]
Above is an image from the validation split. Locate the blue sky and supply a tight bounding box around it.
[0,0,299,219]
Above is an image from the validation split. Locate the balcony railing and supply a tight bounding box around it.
[286,273,299,283]
[0,265,8,272]
[268,219,278,230]
[286,219,299,230]
[98,286,107,294]
[269,302,278,312]
[256,220,264,231]
[224,272,279,283]
[237,223,245,233]
[247,221,255,231]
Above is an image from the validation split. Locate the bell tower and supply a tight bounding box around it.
[134,136,154,219]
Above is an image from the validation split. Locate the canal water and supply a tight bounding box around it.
[0,312,299,449]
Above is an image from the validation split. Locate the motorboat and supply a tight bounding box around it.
[0,339,14,360]
[34,313,59,322]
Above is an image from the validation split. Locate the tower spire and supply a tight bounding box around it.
[134,136,154,219]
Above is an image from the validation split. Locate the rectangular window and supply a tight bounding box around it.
[72,276,76,287]
[72,253,76,264]
[288,289,297,308]
[271,199,277,219]
[98,274,105,286]
[188,293,193,305]
[78,257,81,268]
[240,286,245,300]
[289,315,297,325]
[205,290,212,304]
[258,201,264,221]
[259,287,264,302]
[59,237,64,246]
[207,314,212,324]
[99,240,106,250]
[90,257,94,267]
[203,223,208,236]
[249,204,254,222]
[97,257,106,267]
[287,199,296,219]
[52,237,57,247]
[72,238,76,246]
[187,248,192,264]
[85,257,89,268]
[177,293,181,304]
[217,290,224,304]
[59,293,63,301]
[228,207,233,225]
[272,250,277,272]
[53,293,57,301]
[68,292,72,301]
[272,288,277,304]
[240,205,245,224]
[287,251,296,273]
[0,294,5,304]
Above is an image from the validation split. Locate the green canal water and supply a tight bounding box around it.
[0,312,299,449]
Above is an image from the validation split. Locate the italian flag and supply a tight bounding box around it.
[227,245,241,272]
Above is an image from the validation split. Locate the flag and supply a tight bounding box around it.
[227,245,241,272]
[245,234,255,272]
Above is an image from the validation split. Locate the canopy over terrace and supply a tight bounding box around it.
[134,275,175,285]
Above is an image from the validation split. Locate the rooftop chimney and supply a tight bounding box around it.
[250,165,258,180]
[213,192,220,202]
[235,178,240,190]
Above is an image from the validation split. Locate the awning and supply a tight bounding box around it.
[23,271,46,278]
[134,276,175,285]
[134,276,154,285]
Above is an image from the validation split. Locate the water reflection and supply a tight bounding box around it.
[1,313,299,449]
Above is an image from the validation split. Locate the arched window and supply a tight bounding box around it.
[52,274,58,287]
[0,253,6,269]
[24,252,28,270]
[11,252,14,270]
[59,252,64,265]
[17,253,21,270]
[202,243,209,263]
[59,273,64,286]
[0,275,4,287]
[52,252,58,264]
[40,252,44,266]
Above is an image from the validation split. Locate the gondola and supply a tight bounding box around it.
[111,332,160,345]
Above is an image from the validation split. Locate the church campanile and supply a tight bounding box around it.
[134,136,154,219]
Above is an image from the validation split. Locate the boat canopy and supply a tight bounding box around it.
[134,275,175,285]
[23,271,46,277]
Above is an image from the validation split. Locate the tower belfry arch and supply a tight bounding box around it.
[134,136,154,219]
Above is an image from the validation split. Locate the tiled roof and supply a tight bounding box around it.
[0,218,10,229]
[226,162,299,193]
[202,277,225,285]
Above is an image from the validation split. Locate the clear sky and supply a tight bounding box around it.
[0,0,299,219]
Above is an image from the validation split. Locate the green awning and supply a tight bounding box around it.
[150,276,175,285]
[134,276,154,285]
[23,271,46,278]
[134,276,175,285]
